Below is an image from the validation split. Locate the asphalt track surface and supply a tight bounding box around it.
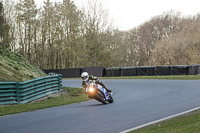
[1,79,200,133]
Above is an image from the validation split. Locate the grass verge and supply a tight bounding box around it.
[0,87,89,116]
[130,109,200,133]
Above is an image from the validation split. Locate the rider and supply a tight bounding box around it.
[81,72,112,94]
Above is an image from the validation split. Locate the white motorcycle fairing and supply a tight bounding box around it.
[85,80,114,104]
[96,84,110,100]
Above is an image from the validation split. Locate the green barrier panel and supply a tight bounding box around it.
[0,75,63,105]
[0,82,17,105]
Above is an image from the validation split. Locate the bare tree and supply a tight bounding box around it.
[81,0,113,67]
[0,1,10,49]
[136,11,183,66]
[151,16,200,65]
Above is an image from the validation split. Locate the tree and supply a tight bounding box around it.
[82,0,113,67]
[16,0,37,60]
[0,1,10,49]
[0,2,4,46]
[59,0,84,68]
[151,17,200,65]
[38,0,84,69]
[136,11,182,66]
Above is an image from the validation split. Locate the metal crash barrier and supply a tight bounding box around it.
[0,75,62,105]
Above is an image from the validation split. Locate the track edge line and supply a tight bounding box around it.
[119,106,200,133]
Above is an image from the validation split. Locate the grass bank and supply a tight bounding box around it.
[131,109,200,133]
[0,47,46,82]
[0,87,89,116]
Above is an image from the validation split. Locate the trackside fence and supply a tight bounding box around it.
[0,75,62,105]
[43,65,200,78]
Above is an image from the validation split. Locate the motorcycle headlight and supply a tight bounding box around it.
[89,87,94,92]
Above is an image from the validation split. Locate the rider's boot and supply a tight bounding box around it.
[99,82,112,94]
[105,87,112,95]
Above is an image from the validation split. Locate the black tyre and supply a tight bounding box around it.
[108,96,114,103]
[95,92,107,104]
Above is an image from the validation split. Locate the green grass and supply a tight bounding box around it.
[131,109,200,133]
[0,87,89,116]
[0,47,46,82]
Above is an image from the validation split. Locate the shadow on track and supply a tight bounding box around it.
[85,103,107,107]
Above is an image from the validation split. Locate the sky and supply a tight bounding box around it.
[33,0,200,30]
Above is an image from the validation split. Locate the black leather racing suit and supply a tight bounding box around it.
[82,75,111,93]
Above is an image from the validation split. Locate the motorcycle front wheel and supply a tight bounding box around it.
[108,96,114,103]
[95,92,107,104]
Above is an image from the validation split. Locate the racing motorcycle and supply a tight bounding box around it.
[85,80,114,104]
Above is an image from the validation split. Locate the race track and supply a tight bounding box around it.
[1,79,200,133]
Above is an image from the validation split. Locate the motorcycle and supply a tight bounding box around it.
[85,80,114,104]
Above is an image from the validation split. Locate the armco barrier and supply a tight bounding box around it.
[0,82,17,105]
[0,75,62,105]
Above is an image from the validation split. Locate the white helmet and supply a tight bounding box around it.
[81,72,89,81]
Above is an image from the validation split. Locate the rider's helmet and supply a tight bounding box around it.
[81,72,89,81]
